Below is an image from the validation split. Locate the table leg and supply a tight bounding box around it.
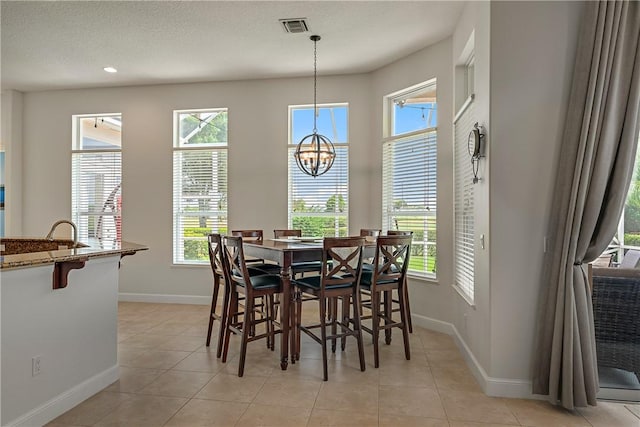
[280,263,291,370]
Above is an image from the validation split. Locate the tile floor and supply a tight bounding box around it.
[47,302,640,427]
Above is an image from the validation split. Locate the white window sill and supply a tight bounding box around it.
[452,284,476,308]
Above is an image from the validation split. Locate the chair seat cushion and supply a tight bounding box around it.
[249,274,282,289]
[292,275,353,291]
[360,270,398,288]
[291,261,322,273]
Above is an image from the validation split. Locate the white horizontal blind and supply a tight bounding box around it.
[72,114,122,244]
[288,104,348,237]
[173,109,228,264]
[454,100,476,301]
[382,130,437,277]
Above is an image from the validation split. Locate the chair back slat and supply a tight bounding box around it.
[207,233,225,277]
[223,236,256,293]
[322,237,365,290]
[386,230,413,236]
[372,235,412,286]
[231,229,263,243]
[274,229,302,238]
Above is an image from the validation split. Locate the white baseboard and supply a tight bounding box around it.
[7,365,119,427]
[412,313,536,399]
[119,293,209,305]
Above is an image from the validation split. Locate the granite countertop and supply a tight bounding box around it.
[0,238,148,270]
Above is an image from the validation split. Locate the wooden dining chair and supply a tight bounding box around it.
[205,234,229,358]
[360,234,412,367]
[273,229,302,239]
[231,230,280,273]
[292,236,367,381]
[220,236,283,377]
[360,229,382,238]
[385,230,414,333]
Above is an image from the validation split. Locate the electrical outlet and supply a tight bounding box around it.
[32,356,41,376]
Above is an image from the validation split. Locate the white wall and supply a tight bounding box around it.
[370,38,455,324]
[20,75,372,299]
[488,1,583,382]
[451,0,492,375]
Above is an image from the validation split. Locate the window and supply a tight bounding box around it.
[382,81,437,278]
[173,109,228,264]
[608,137,640,261]
[454,96,476,302]
[72,114,122,243]
[288,104,348,237]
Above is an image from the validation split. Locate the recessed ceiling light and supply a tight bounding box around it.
[103,67,118,73]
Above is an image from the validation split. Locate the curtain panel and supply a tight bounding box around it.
[532,0,640,410]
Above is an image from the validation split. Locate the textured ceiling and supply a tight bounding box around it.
[1,1,464,92]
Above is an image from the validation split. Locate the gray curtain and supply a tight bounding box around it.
[532,1,640,410]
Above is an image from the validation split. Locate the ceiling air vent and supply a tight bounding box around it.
[280,18,309,34]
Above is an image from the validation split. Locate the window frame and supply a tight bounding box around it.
[172,108,229,265]
[71,113,122,244]
[382,80,438,280]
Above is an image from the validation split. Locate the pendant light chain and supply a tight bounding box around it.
[293,34,336,178]
[313,36,318,133]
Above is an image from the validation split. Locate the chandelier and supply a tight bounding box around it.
[294,35,336,178]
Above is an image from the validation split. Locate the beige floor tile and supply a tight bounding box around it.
[94,394,187,426]
[195,373,267,403]
[314,382,379,413]
[180,325,209,337]
[416,329,458,351]
[235,403,311,427]
[308,408,379,426]
[432,365,483,393]
[505,398,591,427]
[145,321,192,336]
[156,335,206,351]
[448,422,520,427]
[172,351,228,373]
[126,349,191,369]
[327,358,380,385]
[426,349,467,368]
[220,349,279,377]
[439,390,518,425]
[118,333,170,349]
[379,413,449,427]
[378,360,436,388]
[577,401,640,427]
[105,366,165,393]
[49,391,131,426]
[378,385,446,419]
[138,370,215,398]
[117,347,150,366]
[626,404,640,419]
[44,423,85,427]
[253,376,322,409]
[164,398,248,426]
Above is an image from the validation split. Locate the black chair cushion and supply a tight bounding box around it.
[360,270,398,289]
[249,274,282,289]
[293,275,353,291]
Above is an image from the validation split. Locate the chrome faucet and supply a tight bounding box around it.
[46,220,79,247]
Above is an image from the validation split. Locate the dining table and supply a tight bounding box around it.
[242,238,324,370]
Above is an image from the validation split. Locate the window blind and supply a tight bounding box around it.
[382,130,437,277]
[288,146,348,237]
[72,115,122,244]
[454,100,476,302]
[173,109,228,264]
[288,104,348,237]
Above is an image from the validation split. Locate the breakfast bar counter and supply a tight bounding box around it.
[0,238,147,426]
